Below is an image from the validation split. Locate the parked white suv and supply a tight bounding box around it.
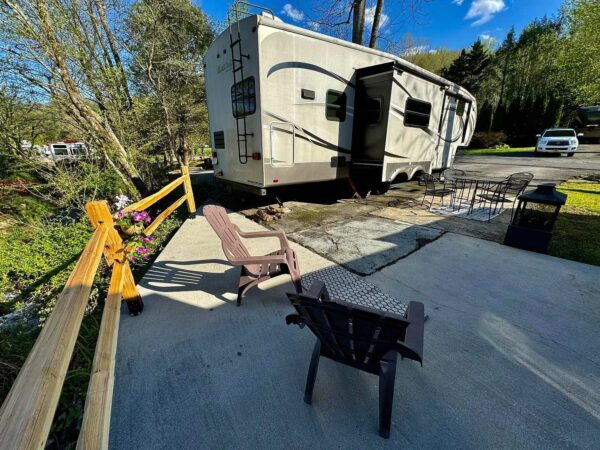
[535,128,581,157]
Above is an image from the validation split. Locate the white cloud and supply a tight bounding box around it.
[281,4,305,22]
[465,0,506,26]
[480,33,492,40]
[452,0,465,5]
[365,5,389,29]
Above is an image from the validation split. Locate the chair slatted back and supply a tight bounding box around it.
[204,205,250,262]
[506,172,533,196]
[287,284,418,374]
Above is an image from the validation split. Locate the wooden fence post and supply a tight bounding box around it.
[86,201,144,316]
[181,165,196,214]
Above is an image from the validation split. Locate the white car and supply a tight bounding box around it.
[535,128,581,157]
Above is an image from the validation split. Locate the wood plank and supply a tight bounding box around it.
[123,176,184,213]
[0,225,109,450]
[181,165,196,214]
[86,201,141,304]
[143,194,188,236]
[77,262,125,450]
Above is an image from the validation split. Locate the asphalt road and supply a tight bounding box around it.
[454,143,600,185]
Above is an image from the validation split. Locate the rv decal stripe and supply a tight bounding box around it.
[267,62,356,88]
[266,111,351,154]
[393,78,413,98]
[384,152,409,159]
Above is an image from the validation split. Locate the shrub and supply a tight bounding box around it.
[469,131,508,148]
[0,220,92,316]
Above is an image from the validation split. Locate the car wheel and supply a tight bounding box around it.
[567,152,575,157]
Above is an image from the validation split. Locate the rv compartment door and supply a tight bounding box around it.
[269,121,295,167]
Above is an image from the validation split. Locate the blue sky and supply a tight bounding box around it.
[198,0,565,51]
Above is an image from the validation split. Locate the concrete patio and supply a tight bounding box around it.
[109,208,600,449]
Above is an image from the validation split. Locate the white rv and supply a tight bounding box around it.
[48,141,89,160]
[205,11,477,195]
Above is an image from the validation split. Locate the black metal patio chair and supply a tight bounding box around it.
[286,281,425,439]
[476,177,531,221]
[420,173,455,208]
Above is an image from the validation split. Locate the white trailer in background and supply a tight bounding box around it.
[48,141,89,160]
[205,7,476,195]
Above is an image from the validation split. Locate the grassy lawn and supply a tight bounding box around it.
[461,147,534,156]
[549,179,600,266]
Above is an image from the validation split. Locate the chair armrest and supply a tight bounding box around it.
[234,225,290,248]
[231,254,287,265]
[393,301,425,364]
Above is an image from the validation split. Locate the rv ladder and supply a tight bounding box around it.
[228,7,253,165]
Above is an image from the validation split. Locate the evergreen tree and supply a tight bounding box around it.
[442,40,490,96]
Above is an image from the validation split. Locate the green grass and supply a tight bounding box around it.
[549,180,600,266]
[461,147,534,156]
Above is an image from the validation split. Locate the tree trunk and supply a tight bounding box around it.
[369,0,384,48]
[352,0,366,45]
[34,0,145,197]
[92,0,134,111]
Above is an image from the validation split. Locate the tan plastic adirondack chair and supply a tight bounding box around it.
[203,205,301,305]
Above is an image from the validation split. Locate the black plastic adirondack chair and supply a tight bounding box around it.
[286,281,425,439]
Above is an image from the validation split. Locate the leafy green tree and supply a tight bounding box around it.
[559,0,600,104]
[128,0,213,166]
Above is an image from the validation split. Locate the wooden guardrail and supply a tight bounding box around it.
[0,166,196,450]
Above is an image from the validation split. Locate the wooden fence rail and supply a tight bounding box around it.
[0,166,196,450]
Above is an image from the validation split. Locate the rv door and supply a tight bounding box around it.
[269,121,295,167]
[435,93,469,169]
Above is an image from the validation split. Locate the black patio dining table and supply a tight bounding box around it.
[448,174,506,214]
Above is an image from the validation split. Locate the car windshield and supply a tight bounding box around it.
[544,129,575,137]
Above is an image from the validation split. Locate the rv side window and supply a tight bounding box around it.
[53,145,68,156]
[456,100,466,117]
[231,77,256,118]
[366,97,383,125]
[213,131,225,149]
[326,90,346,121]
[404,98,431,128]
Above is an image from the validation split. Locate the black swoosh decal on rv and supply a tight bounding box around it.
[267,62,356,88]
[393,78,413,98]
[266,111,351,154]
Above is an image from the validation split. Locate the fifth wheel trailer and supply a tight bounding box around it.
[204,11,477,195]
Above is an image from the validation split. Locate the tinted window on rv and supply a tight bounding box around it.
[326,90,346,121]
[231,77,256,118]
[366,97,383,125]
[456,100,466,117]
[52,145,68,156]
[404,98,431,128]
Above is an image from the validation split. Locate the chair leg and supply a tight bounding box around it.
[304,340,321,404]
[237,267,259,306]
[379,353,398,439]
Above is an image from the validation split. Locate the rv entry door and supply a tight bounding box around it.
[269,121,295,167]
[435,93,468,169]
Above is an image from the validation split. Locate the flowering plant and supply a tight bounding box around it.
[115,210,151,230]
[125,234,157,264]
